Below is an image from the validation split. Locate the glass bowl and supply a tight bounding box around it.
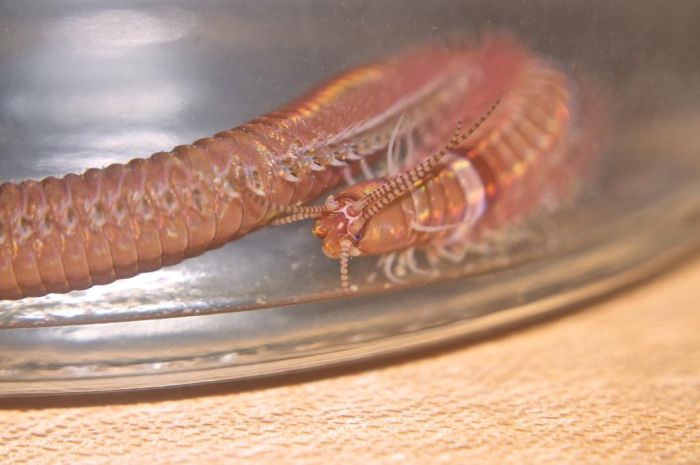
[1,0,699,394]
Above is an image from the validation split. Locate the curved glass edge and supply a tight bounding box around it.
[1,186,698,395]
[1,0,699,395]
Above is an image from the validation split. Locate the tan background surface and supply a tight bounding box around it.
[1,258,699,464]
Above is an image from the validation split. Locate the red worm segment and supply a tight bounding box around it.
[0,36,535,299]
[312,53,600,271]
[386,64,582,252]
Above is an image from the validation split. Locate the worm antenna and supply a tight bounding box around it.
[271,203,328,215]
[269,195,341,225]
[339,239,352,291]
[358,99,500,219]
[270,194,340,216]
[269,211,323,226]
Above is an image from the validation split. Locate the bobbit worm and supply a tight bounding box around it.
[278,49,599,289]
[0,36,570,300]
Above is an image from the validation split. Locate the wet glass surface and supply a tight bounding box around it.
[1,1,699,394]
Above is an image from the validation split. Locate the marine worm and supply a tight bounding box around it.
[277,50,599,289]
[0,36,557,299]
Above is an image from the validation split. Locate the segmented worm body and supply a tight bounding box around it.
[305,50,598,288]
[0,37,532,299]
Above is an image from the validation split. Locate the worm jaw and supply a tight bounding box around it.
[313,194,366,259]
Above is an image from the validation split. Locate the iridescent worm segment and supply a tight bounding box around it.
[0,36,576,300]
[278,42,600,288]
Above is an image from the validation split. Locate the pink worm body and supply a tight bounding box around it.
[310,43,601,289]
[334,62,585,258]
[0,37,527,300]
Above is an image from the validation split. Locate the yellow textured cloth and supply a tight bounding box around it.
[2,259,699,464]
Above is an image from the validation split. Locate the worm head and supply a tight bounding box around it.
[312,193,367,259]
